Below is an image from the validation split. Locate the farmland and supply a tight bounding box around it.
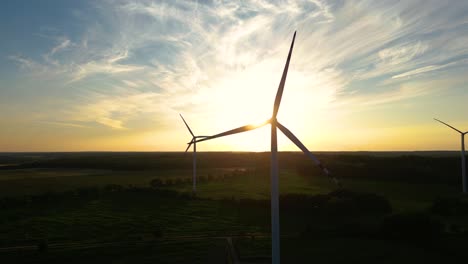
[0,152,467,263]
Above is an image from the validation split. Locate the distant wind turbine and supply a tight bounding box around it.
[195,32,340,264]
[434,118,468,193]
[180,114,209,195]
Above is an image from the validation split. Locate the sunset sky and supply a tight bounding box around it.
[1,0,468,152]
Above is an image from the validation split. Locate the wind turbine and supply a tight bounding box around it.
[195,32,340,264]
[434,118,468,193]
[180,114,209,194]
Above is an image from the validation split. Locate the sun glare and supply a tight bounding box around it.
[191,50,344,152]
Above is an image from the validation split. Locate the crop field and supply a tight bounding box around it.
[0,152,467,263]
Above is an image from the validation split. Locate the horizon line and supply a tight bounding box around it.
[0,150,464,154]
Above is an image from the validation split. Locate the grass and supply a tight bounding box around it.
[340,177,459,211]
[280,236,467,264]
[1,239,227,264]
[0,152,467,263]
[0,190,268,246]
[1,171,456,213]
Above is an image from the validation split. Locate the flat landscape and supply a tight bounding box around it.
[1,152,467,263]
[2,0,468,263]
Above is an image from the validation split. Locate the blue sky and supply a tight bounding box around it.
[1,0,468,151]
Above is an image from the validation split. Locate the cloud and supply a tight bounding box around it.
[9,54,70,77]
[50,38,72,55]
[68,92,166,130]
[391,59,468,79]
[392,64,448,79]
[9,55,39,70]
[38,121,88,129]
[6,0,468,141]
[379,42,429,66]
[70,60,144,83]
[332,85,424,108]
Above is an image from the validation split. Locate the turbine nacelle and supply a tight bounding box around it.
[186,136,209,153]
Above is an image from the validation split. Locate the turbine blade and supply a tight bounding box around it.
[195,119,270,144]
[185,143,192,153]
[434,118,462,133]
[185,138,194,153]
[273,31,296,118]
[277,121,341,187]
[180,114,195,137]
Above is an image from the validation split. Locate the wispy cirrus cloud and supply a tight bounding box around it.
[49,38,72,56]
[70,51,145,83]
[2,0,468,150]
[391,58,468,79]
[67,91,165,130]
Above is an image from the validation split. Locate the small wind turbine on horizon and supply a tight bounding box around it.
[180,114,209,195]
[194,31,340,264]
[434,118,468,193]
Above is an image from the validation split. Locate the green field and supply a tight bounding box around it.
[0,152,467,263]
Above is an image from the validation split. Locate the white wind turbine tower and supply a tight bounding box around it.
[180,114,208,194]
[195,32,340,264]
[434,118,468,193]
